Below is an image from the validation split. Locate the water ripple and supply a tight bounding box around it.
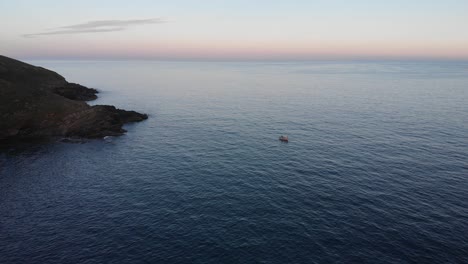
[1,61,468,263]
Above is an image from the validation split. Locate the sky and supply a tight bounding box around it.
[1,0,468,61]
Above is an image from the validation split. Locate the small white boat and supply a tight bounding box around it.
[279,135,289,142]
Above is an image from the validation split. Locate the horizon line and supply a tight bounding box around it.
[17,56,468,64]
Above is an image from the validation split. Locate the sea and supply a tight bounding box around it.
[1,60,467,263]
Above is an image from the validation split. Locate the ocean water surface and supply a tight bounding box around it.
[1,60,467,263]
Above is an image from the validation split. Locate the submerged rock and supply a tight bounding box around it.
[0,55,148,142]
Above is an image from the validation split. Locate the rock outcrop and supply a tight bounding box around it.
[0,55,148,141]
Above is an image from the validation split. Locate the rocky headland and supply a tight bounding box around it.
[0,55,148,142]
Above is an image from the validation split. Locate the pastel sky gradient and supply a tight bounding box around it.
[1,0,468,60]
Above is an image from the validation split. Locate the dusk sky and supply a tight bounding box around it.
[1,0,468,60]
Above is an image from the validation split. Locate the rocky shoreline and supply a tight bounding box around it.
[0,55,148,143]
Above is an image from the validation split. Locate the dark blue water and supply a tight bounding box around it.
[1,61,467,263]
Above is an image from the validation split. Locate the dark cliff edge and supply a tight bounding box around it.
[0,55,148,144]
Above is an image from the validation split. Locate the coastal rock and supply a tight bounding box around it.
[0,55,148,142]
[53,83,98,101]
[62,105,148,138]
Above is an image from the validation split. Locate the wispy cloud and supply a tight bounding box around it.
[23,18,164,38]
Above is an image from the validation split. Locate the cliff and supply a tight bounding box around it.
[0,55,148,142]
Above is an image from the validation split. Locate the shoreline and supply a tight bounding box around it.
[0,55,148,144]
